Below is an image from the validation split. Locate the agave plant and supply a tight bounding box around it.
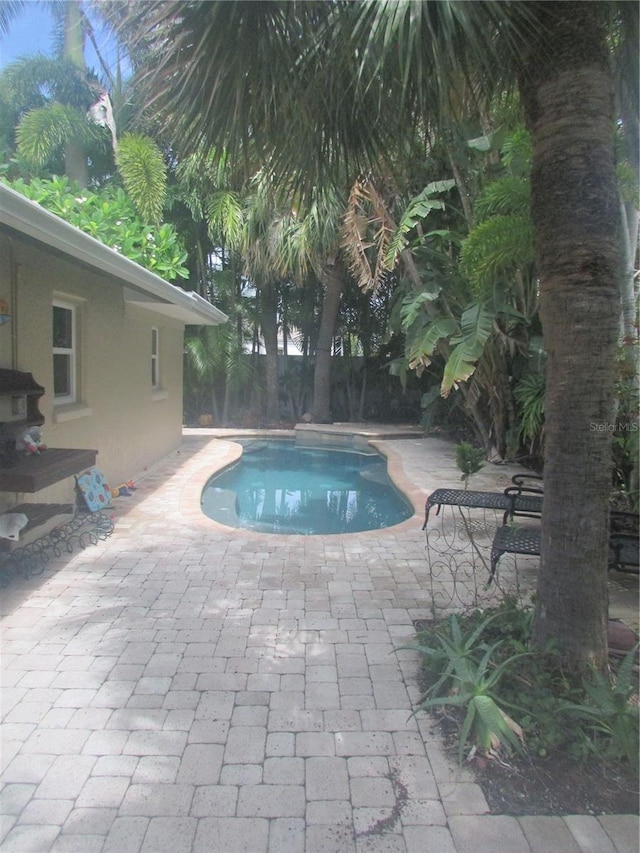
[420,638,528,763]
[406,611,529,761]
[410,612,499,702]
[559,644,640,762]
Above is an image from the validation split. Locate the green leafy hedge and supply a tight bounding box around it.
[4,176,188,281]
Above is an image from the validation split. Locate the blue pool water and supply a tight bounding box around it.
[201,440,414,535]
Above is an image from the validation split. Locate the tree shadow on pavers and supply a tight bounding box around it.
[0,437,217,616]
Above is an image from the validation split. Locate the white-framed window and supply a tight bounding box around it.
[52,300,76,404]
[151,326,159,388]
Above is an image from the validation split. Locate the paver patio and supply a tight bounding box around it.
[1,428,638,852]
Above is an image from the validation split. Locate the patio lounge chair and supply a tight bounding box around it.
[489,510,639,582]
[422,474,544,529]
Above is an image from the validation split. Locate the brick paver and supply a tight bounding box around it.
[1,428,637,852]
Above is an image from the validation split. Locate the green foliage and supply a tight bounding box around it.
[467,127,508,153]
[514,372,545,448]
[16,102,100,166]
[460,215,534,298]
[206,189,245,247]
[378,127,539,453]
[499,128,532,176]
[183,267,257,424]
[442,302,494,396]
[5,176,188,280]
[460,137,534,301]
[560,645,640,762]
[406,316,456,373]
[455,441,485,485]
[409,610,527,761]
[412,612,500,699]
[467,127,532,175]
[419,385,463,434]
[409,602,640,766]
[385,179,455,269]
[1,55,95,115]
[473,177,531,222]
[3,53,104,183]
[116,133,167,224]
[185,322,252,384]
[401,293,500,397]
[425,661,527,763]
[616,161,639,206]
[612,427,640,511]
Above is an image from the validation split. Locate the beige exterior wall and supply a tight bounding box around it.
[0,232,186,512]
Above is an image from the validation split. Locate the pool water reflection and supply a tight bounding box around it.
[201,440,414,535]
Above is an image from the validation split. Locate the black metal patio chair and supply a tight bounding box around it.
[489,512,639,583]
[422,473,544,529]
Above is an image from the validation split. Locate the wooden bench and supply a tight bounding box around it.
[0,448,97,492]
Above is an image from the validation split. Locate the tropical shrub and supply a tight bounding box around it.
[513,371,545,457]
[409,610,528,762]
[408,601,640,766]
[560,645,640,762]
[455,440,485,486]
[3,175,188,281]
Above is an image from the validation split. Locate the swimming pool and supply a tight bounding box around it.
[201,440,414,534]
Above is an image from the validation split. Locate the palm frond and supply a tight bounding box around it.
[355,0,534,130]
[16,102,97,165]
[460,215,534,297]
[474,177,531,222]
[1,54,94,114]
[341,179,378,292]
[183,335,212,377]
[206,190,245,249]
[0,0,24,35]
[116,132,167,224]
[341,178,398,294]
[118,1,400,192]
[500,129,532,175]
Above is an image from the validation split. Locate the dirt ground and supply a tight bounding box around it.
[472,749,639,816]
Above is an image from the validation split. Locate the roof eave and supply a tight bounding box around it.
[0,184,227,327]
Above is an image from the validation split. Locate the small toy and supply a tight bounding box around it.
[16,427,47,456]
[111,480,137,498]
[75,467,111,512]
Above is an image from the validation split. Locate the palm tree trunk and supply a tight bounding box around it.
[63,0,88,187]
[259,280,280,424]
[221,380,231,425]
[520,2,621,671]
[211,382,221,425]
[312,259,344,422]
[358,366,367,421]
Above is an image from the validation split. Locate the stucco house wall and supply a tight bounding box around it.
[0,185,226,513]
